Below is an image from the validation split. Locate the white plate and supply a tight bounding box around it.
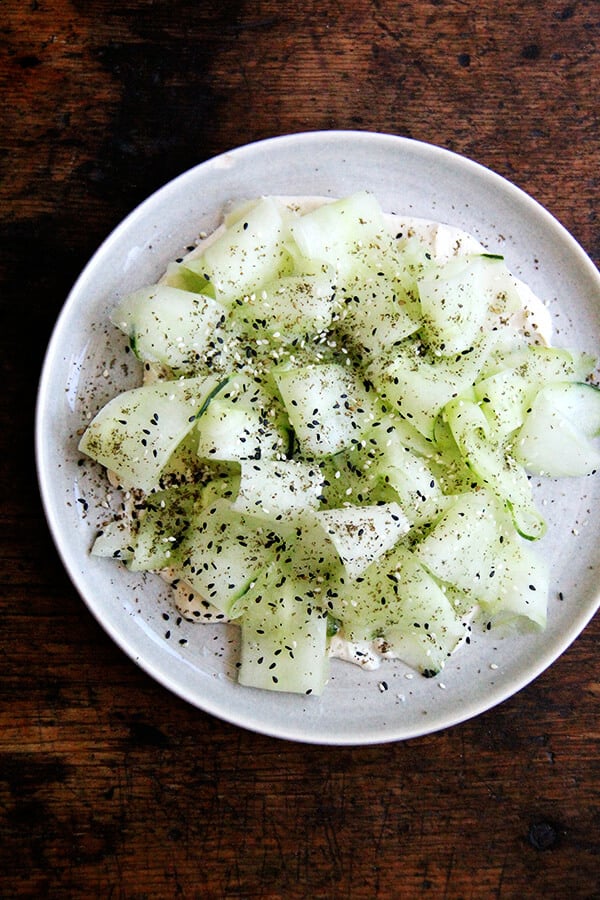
[36,131,600,745]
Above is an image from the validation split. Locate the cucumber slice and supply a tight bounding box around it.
[379,456,448,527]
[231,269,337,340]
[79,374,222,492]
[289,191,390,278]
[368,337,494,440]
[330,542,466,675]
[237,562,330,695]
[158,427,212,486]
[418,254,516,356]
[414,488,547,628]
[129,483,204,572]
[128,476,241,573]
[111,285,227,374]
[345,415,446,525]
[473,367,530,437]
[443,396,546,540]
[479,532,548,629]
[162,261,214,295]
[176,498,281,616]
[545,381,600,437]
[483,344,595,384]
[513,382,600,477]
[195,373,291,462]
[474,347,597,440]
[274,362,376,456]
[338,252,422,355]
[231,458,325,520]
[280,510,346,582]
[378,557,468,676]
[429,412,479,495]
[91,519,134,562]
[193,469,241,506]
[316,454,377,508]
[417,490,510,596]
[362,413,436,461]
[185,197,292,304]
[315,502,411,580]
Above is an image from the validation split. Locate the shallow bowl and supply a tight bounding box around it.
[36,131,600,744]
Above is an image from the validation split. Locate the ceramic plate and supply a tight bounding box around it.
[36,131,600,744]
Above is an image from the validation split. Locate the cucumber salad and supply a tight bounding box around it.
[79,192,600,696]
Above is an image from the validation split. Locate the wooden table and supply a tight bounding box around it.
[2,1,599,896]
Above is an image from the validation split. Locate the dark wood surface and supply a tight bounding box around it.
[2,1,599,897]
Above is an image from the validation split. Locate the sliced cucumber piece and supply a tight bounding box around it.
[315,502,410,580]
[186,197,292,304]
[360,412,436,462]
[79,374,222,492]
[473,367,531,438]
[176,498,281,616]
[475,347,597,440]
[415,489,548,629]
[338,252,422,355]
[195,373,291,462]
[378,561,468,676]
[289,191,390,278]
[161,260,214,294]
[483,344,595,384]
[237,562,330,695]
[531,381,600,438]
[128,483,204,572]
[513,382,600,477]
[418,254,516,356]
[345,415,446,525]
[274,362,376,456]
[479,531,548,629]
[368,337,494,439]
[378,456,448,527]
[91,518,134,561]
[330,542,467,675]
[111,285,227,374]
[429,412,478,495]
[158,427,213,486]
[193,469,241,506]
[280,510,346,582]
[443,396,546,540]
[231,458,325,520]
[415,490,507,603]
[316,450,396,509]
[231,269,337,340]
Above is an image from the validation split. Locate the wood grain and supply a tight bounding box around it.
[1,1,599,897]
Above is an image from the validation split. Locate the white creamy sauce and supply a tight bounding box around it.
[139,196,553,672]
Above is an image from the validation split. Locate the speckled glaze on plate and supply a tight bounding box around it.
[36,131,600,745]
